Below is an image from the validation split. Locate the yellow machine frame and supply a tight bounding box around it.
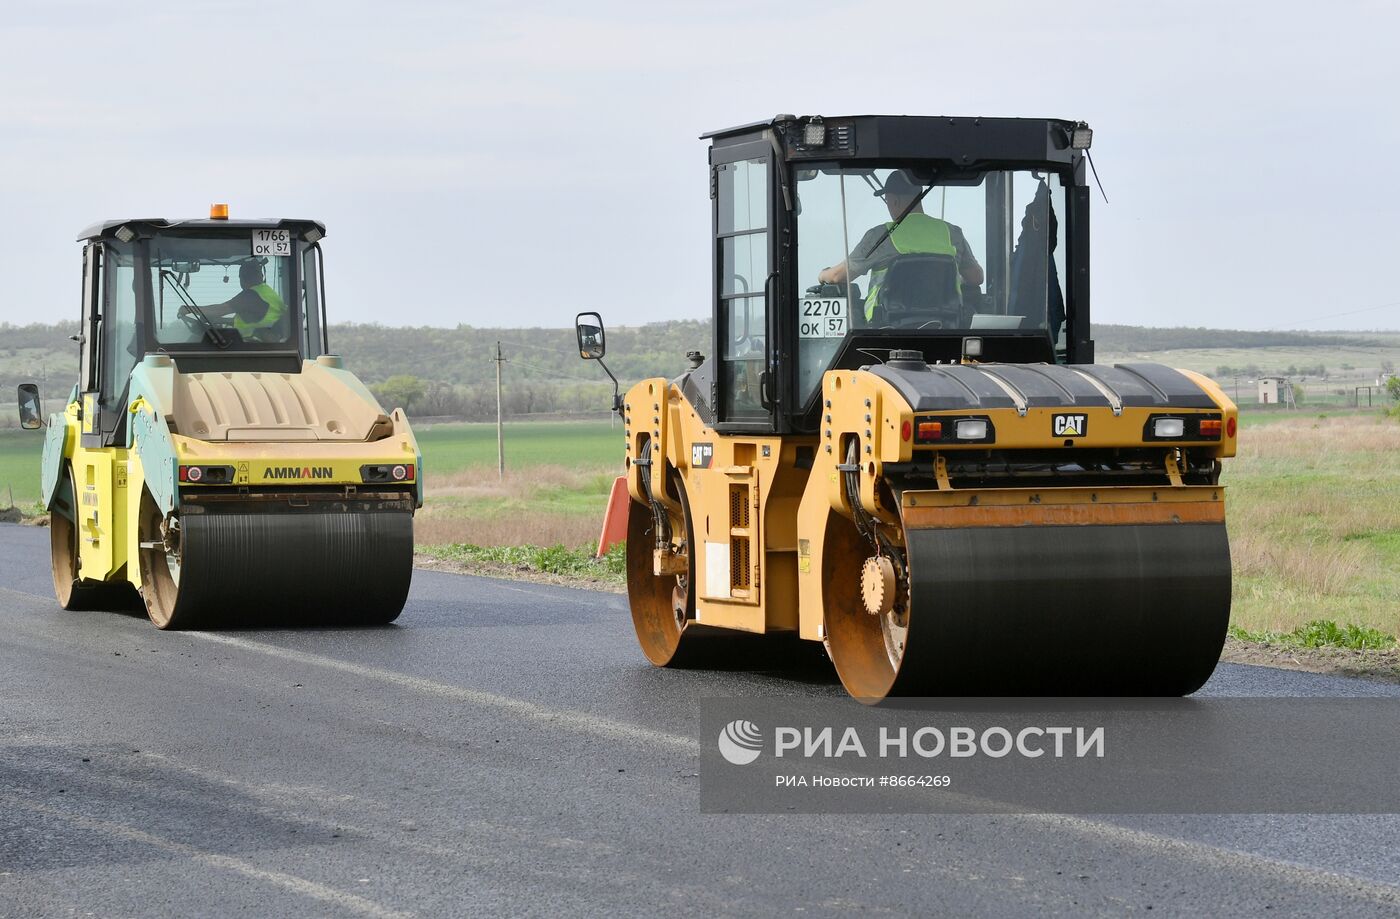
[621,368,1237,642]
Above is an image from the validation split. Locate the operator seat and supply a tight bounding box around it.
[877,254,963,328]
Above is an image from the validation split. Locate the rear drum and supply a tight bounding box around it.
[138,492,414,629]
[824,510,1231,700]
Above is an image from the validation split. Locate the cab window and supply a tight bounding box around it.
[100,241,141,419]
[793,166,1068,407]
[146,234,297,350]
[715,157,770,421]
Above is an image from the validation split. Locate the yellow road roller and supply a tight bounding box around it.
[578,115,1237,699]
[16,208,421,628]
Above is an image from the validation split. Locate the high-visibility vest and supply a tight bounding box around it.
[864,214,959,320]
[233,283,287,334]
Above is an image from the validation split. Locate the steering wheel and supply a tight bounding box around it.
[177,306,208,334]
[177,305,234,346]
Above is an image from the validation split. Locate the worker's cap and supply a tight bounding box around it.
[876,170,923,198]
[238,259,265,284]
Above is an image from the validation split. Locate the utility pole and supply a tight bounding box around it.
[491,341,506,478]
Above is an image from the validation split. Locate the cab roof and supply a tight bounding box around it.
[77,217,326,242]
[700,113,1082,138]
[702,114,1086,167]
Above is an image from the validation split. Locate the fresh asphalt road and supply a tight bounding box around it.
[2,523,1399,918]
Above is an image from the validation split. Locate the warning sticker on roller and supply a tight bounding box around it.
[704,542,730,598]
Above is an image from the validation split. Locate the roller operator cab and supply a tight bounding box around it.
[580,115,1239,701]
[16,210,422,629]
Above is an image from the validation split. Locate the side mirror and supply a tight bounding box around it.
[574,311,622,414]
[575,311,606,360]
[17,383,42,430]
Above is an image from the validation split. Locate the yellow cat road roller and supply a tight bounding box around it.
[16,208,421,628]
[579,115,1237,700]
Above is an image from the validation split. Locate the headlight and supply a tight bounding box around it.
[956,419,989,440]
[1153,418,1185,438]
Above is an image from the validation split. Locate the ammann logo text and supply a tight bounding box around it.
[263,466,335,480]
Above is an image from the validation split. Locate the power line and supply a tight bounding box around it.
[498,339,582,358]
[511,359,609,384]
[461,338,580,360]
[1268,299,1400,331]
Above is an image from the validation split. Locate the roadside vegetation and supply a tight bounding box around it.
[1225,412,1400,640]
[418,542,625,588]
[1229,621,1396,651]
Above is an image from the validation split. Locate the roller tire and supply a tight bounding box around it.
[137,490,188,629]
[627,472,703,666]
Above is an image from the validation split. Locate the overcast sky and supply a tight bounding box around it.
[2,0,1396,332]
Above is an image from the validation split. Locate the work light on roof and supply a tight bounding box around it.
[802,118,826,146]
[114,225,135,243]
[1070,123,1093,150]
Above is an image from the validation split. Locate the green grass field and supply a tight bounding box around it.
[0,428,40,507]
[415,420,622,472]
[409,420,623,548]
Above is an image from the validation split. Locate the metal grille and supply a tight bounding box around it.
[730,483,751,590]
[730,485,749,528]
[730,537,750,590]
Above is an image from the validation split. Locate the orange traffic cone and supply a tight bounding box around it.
[596,475,629,558]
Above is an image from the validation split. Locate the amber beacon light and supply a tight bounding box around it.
[209,203,229,220]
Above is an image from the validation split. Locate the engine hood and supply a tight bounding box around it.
[868,362,1220,412]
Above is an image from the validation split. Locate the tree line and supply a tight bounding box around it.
[2,319,1391,421]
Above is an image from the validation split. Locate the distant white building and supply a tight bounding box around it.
[1258,376,1295,407]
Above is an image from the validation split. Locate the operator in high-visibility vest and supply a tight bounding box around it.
[213,260,287,338]
[818,170,984,321]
